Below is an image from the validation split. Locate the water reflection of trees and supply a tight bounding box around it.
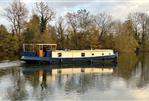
[0,67,28,101]
[116,53,139,79]
[24,71,40,88]
[60,73,113,94]
[116,53,149,88]
[0,67,15,77]
[132,53,149,88]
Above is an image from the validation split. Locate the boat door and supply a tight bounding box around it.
[46,50,52,57]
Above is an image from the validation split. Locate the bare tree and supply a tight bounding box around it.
[56,17,65,49]
[93,13,112,48]
[128,13,140,40]
[138,13,149,48]
[66,9,92,49]
[36,2,55,33]
[129,12,149,51]
[66,12,79,49]
[94,13,112,39]
[66,12,78,33]
[4,0,28,41]
[77,9,92,32]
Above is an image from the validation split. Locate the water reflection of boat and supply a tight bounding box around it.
[22,62,116,75]
[52,68,113,75]
[22,63,116,91]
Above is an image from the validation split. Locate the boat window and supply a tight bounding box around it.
[102,53,104,55]
[109,53,111,55]
[58,53,62,57]
[81,53,85,57]
[92,53,94,56]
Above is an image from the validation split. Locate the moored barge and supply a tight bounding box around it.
[21,44,118,64]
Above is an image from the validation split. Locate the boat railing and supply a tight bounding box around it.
[23,44,57,52]
[22,51,36,57]
[22,44,56,57]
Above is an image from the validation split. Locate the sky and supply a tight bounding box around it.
[0,0,149,29]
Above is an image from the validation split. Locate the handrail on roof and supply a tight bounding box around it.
[23,44,57,46]
[23,44,57,52]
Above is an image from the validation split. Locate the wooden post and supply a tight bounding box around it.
[23,44,25,52]
[33,44,34,52]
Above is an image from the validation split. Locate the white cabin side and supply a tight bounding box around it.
[52,50,114,58]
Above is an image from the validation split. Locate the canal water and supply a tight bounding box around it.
[0,53,149,101]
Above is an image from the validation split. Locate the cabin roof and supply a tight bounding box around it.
[53,49,114,52]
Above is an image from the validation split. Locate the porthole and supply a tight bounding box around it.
[102,53,104,56]
[58,53,62,57]
[81,53,85,57]
[92,53,94,56]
